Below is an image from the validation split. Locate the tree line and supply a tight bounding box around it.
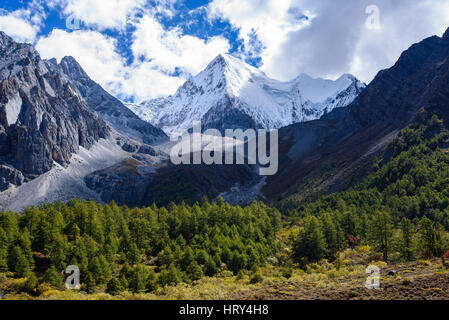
[0,198,281,295]
[290,116,449,265]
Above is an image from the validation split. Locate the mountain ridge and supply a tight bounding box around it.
[262,27,449,202]
[57,56,168,145]
[127,53,365,134]
[0,31,110,190]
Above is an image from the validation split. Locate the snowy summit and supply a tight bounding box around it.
[127,54,366,134]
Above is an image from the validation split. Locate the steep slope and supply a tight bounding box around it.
[0,31,110,190]
[128,54,365,134]
[58,56,168,144]
[125,28,449,207]
[263,27,449,202]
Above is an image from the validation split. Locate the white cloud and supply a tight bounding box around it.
[208,0,306,65]
[35,13,230,102]
[0,14,37,43]
[122,62,186,101]
[55,0,146,30]
[0,3,46,44]
[131,15,230,76]
[36,29,126,92]
[208,0,449,83]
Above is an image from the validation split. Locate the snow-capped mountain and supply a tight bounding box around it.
[127,54,366,134]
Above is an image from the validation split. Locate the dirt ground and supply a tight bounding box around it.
[230,260,449,300]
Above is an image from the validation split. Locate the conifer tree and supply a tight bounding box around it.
[181,247,195,270]
[106,278,123,295]
[42,265,64,289]
[419,217,440,258]
[10,246,31,278]
[24,272,39,295]
[400,218,415,261]
[322,213,339,256]
[293,216,327,264]
[83,271,96,294]
[187,261,204,281]
[129,264,148,293]
[204,256,218,276]
[368,210,393,261]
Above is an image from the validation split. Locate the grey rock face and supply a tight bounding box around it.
[0,31,110,190]
[0,165,24,189]
[84,158,151,206]
[58,56,168,145]
[115,136,160,156]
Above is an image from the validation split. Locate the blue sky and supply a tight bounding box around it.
[0,0,448,103]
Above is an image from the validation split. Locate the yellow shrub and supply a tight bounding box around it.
[356,246,371,255]
[370,261,388,269]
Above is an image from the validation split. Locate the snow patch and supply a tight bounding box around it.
[4,92,22,125]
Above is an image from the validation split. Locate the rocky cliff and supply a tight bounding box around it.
[0,31,110,190]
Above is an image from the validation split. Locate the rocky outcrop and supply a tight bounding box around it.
[84,158,150,206]
[0,165,24,190]
[0,31,110,190]
[58,56,168,145]
[115,136,162,156]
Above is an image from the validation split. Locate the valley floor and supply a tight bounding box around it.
[2,258,447,300]
[231,259,449,300]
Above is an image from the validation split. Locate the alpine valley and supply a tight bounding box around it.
[2,25,449,302]
[0,31,367,210]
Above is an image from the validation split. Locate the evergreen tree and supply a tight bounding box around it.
[181,247,195,270]
[83,271,96,294]
[321,213,340,257]
[10,246,31,278]
[158,264,181,287]
[0,248,7,272]
[129,264,148,293]
[400,218,415,261]
[127,242,141,265]
[293,216,327,264]
[204,256,218,276]
[187,261,204,281]
[368,210,393,261]
[419,217,440,258]
[42,265,64,289]
[24,273,39,296]
[106,278,123,295]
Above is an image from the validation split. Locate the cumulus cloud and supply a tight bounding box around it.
[131,15,230,76]
[36,29,126,93]
[0,13,37,43]
[35,12,230,102]
[0,1,47,44]
[35,28,181,100]
[208,0,307,64]
[50,0,146,31]
[208,0,449,83]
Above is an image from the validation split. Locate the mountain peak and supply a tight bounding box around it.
[59,56,89,80]
[0,31,13,48]
[443,27,449,40]
[132,54,365,134]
